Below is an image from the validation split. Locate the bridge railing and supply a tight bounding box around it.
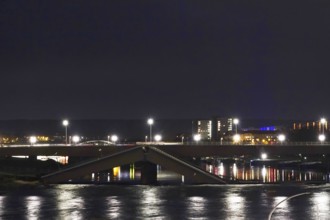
[180,141,330,146]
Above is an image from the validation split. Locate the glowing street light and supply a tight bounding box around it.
[72,135,80,144]
[193,134,201,143]
[261,153,268,160]
[319,134,326,143]
[29,136,37,146]
[154,134,162,142]
[147,118,154,142]
[233,118,239,134]
[62,119,69,145]
[320,118,327,134]
[233,134,241,143]
[111,135,118,143]
[278,134,286,144]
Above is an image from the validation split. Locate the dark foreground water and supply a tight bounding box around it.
[0,184,329,219]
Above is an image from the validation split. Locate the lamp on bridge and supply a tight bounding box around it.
[72,135,80,145]
[111,135,118,144]
[29,136,37,146]
[277,134,286,144]
[62,119,69,145]
[154,134,162,142]
[233,118,239,134]
[320,118,327,134]
[318,134,326,143]
[147,118,154,142]
[193,134,201,144]
[233,134,241,143]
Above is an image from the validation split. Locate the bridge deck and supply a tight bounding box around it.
[1,143,330,158]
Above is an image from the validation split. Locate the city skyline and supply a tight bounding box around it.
[1,1,330,120]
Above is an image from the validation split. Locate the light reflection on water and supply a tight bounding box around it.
[56,185,85,220]
[311,192,330,219]
[0,195,5,217]
[138,187,167,219]
[25,196,42,220]
[106,196,121,219]
[225,193,246,219]
[187,196,207,219]
[0,184,330,219]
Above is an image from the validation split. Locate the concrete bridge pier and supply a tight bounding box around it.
[140,161,157,185]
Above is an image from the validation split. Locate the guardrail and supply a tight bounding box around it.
[2,141,330,148]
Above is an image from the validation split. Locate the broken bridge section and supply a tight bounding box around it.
[41,146,226,184]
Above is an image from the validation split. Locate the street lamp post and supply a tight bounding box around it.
[319,134,326,143]
[147,118,154,142]
[154,134,162,142]
[193,134,201,144]
[278,134,286,144]
[233,134,241,144]
[62,119,69,145]
[233,118,239,134]
[320,118,327,135]
[72,135,80,145]
[29,136,37,146]
[111,135,118,144]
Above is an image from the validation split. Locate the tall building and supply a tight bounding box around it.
[194,120,212,140]
[193,117,235,141]
[213,117,234,140]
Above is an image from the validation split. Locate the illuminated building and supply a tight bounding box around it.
[239,130,278,144]
[293,120,328,132]
[193,120,212,140]
[213,117,234,140]
[193,117,234,141]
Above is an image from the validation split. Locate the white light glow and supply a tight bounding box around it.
[147,118,154,125]
[278,134,286,142]
[193,134,201,142]
[319,134,326,142]
[233,118,239,125]
[233,163,237,178]
[62,119,69,126]
[72,135,80,143]
[262,166,267,182]
[30,136,37,145]
[233,134,241,143]
[111,135,118,143]
[320,118,327,124]
[154,134,162,142]
[219,162,224,177]
[261,153,268,160]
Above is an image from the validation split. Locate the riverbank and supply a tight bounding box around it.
[0,173,40,189]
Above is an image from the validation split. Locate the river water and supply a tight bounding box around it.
[0,184,329,219]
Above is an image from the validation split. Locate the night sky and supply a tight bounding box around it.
[1,1,330,120]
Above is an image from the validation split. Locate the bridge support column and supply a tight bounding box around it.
[141,161,157,185]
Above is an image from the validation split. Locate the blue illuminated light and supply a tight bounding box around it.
[260,126,276,131]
